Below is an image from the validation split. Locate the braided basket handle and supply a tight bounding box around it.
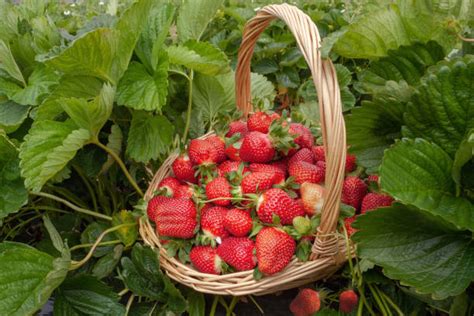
[235,4,346,258]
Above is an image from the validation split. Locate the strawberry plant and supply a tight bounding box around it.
[0,0,473,315]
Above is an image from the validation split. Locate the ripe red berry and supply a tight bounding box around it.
[311,145,325,162]
[188,139,219,165]
[289,123,314,150]
[201,206,229,240]
[190,246,223,275]
[224,208,253,237]
[256,227,295,275]
[240,131,275,163]
[289,288,321,316]
[288,161,324,184]
[172,154,197,183]
[257,188,305,225]
[360,193,394,214]
[217,237,256,271]
[339,289,358,313]
[225,140,242,161]
[344,216,357,236]
[288,148,314,167]
[205,177,232,206]
[206,135,227,163]
[341,176,367,211]
[345,153,357,173]
[241,172,284,194]
[151,198,197,239]
[226,120,248,137]
[247,111,280,133]
[157,177,181,196]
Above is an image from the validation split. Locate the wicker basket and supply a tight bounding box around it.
[139,3,350,296]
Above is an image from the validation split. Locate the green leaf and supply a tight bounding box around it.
[36,75,104,121]
[135,3,175,71]
[61,84,115,137]
[100,124,123,174]
[54,275,125,316]
[0,101,29,134]
[19,120,91,192]
[126,111,174,163]
[353,204,474,299]
[0,133,27,220]
[92,245,123,280]
[346,95,406,173]
[177,0,224,42]
[452,130,474,190]
[404,57,474,156]
[0,242,70,316]
[11,65,60,106]
[81,222,115,258]
[355,41,445,95]
[334,63,352,87]
[380,138,474,231]
[43,215,67,254]
[112,210,137,247]
[167,40,230,75]
[0,39,25,85]
[116,53,169,111]
[186,289,205,316]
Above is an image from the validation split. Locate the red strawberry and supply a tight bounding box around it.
[290,288,321,316]
[217,161,249,177]
[241,172,284,194]
[188,139,219,165]
[345,153,357,173]
[174,184,194,199]
[225,140,242,161]
[289,123,314,150]
[312,145,325,162]
[249,163,286,177]
[367,174,379,184]
[288,148,314,167]
[201,206,229,240]
[256,227,296,275]
[190,246,223,275]
[360,193,394,214]
[271,158,289,175]
[172,154,197,183]
[224,208,253,237]
[157,177,181,196]
[344,216,357,236]
[226,120,248,137]
[240,131,275,163]
[341,176,367,211]
[257,188,305,224]
[217,237,256,271]
[288,161,324,184]
[247,111,280,133]
[205,177,232,206]
[153,198,197,239]
[300,182,325,216]
[339,290,358,313]
[206,135,227,163]
[146,196,171,221]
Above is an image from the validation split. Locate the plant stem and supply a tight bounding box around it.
[359,285,377,316]
[379,291,404,316]
[70,239,121,251]
[182,69,194,143]
[226,296,239,316]
[70,223,136,270]
[4,214,43,240]
[30,192,112,221]
[248,295,264,314]
[124,294,134,316]
[94,140,144,197]
[368,284,389,316]
[118,289,129,296]
[21,206,69,214]
[209,296,219,316]
[73,164,99,212]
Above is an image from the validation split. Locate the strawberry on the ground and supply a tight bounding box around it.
[339,289,358,313]
[206,135,227,163]
[344,216,357,236]
[249,163,286,177]
[239,131,276,163]
[341,176,367,211]
[360,193,394,214]
[300,182,325,215]
[205,177,232,206]
[289,123,314,150]
[226,120,248,137]
[225,140,242,161]
[288,148,314,167]
[247,111,280,133]
[311,145,325,162]
[367,174,379,185]
[224,208,253,237]
[200,206,229,240]
[288,161,324,184]
[257,188,305,224]
[345,153,357,173]
[174,184,194,199]
[146,196,171,221]
[190,246,223,275]
[157,177,181,196]
[289,288,321,316]
[217,161,249,178]
[366,174,380,191]
[241,172,285,194]
[217,237,256,271]
[256,227,296,275]
[188,139,219,165]
[151,198,197,239]
[172,154,197,183]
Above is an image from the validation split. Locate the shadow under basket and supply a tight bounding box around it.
[139,3,354,296]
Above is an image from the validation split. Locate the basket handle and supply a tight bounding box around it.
[235,4,346,258]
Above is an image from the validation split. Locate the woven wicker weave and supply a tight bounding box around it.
[139,3,350,296]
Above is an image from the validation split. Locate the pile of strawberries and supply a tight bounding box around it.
[146,111,394,277]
